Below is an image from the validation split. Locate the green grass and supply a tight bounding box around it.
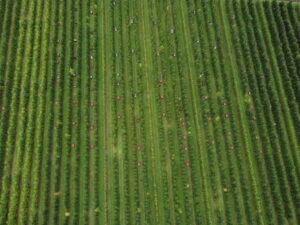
[0,0,299,224]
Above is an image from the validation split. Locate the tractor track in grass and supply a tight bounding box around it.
[68,1,80,224]
[57,0,72,223]
[121,2,135,225]
[87,1,97,224]
[112,2,125,224]
[96,1,107,225]
[103,1,112,224]
[88,1,99,224]
[139,0,168,224]
[79,0,90,224]
[120,1,140,224]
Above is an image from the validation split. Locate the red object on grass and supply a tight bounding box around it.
[54,100,58,105]
[184,146,188,151]
[137,146,142,151]
[159,79,164,84]
[182,135,187,140]
[182,121,186,127]
[71,143,75,148]
[137,162,142,167]
[230,146,234,150]
[162,112,166,118]
[160,95,165,100]
[90,144,95,149]
[117,115,121,119]
[117,96,121,101]
[185,162,190,167]
[225,114,230,118]
[72,121,76,126]
[227,131,232,135]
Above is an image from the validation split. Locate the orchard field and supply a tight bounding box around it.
[0,0,299,224]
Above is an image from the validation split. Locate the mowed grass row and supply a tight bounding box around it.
[0,1,299,225]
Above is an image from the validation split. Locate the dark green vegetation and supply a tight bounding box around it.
[0,0,299,224]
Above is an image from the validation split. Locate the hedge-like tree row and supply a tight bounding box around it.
[0,0,33,223]
[0,0,23,178]
[248,2,300,220]
[35,1,58,224]
[46,1,65,223]
[231,0,298,223]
